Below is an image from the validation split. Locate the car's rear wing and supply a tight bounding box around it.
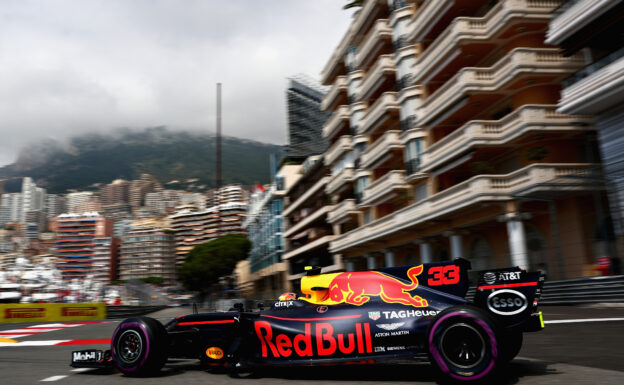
[472,267,545,331]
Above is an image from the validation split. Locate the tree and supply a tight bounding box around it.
[178,234,251,293]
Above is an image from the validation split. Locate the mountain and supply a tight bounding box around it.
[0,127,284,193]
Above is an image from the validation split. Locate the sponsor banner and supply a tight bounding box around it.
[0,303,106,323]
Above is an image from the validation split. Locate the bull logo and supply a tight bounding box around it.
[326,265,428,307]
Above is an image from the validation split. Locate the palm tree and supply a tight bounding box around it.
[343,0,364,10]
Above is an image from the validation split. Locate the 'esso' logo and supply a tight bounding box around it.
[487,289,527,315]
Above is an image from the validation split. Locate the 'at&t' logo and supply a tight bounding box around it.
[487,290,527,315]
[5,308,46,319]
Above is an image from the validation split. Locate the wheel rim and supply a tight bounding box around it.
[439,323,486,369]
[117,329,143,364]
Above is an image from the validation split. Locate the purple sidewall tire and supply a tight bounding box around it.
[111,321,151,373]
[428,308,499,381]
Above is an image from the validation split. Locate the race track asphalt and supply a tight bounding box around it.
[0,305,623,385]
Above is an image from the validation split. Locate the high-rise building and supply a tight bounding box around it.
[546,0,624,268]
[53,212,113,280]
[100,179,130,205]
[46,194,67,218]
[21,177,46,223]
[318,0,606,280]
[169,202,247,266]
[119,228,176,283]
[286,75,331,159]
[282,156,340,287]
[0,193,22,225]
[243,163,302,297]
[92,237,120,284]
[129,174,162,207]
[206,184,248,207]
[66,192,95,213]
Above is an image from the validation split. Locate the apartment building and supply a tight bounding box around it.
[546,0,624,271]
[119,228,176,283]
[100,179,130,205]
[243,163,301,297]
[206,184,249,207]
[92,237,120,284]
[319,0,605,280]
[169,202,247,266]
[53,212,113,280]
[282,156,342,286]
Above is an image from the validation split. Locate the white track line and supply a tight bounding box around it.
[545,317,624,324]
[0,340,69,347]
[40,375,68,382]
[70,368,92,373]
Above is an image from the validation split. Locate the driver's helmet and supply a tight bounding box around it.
[278,292,297,301]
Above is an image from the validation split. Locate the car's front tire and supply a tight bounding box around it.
[111,316,168,376]
[428,306,501,382]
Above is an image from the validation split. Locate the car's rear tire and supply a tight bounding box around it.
[500,331,523,363]
[428,306,501,382]
[111,316,168,376]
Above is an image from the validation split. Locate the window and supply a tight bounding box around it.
[405,138,423,174]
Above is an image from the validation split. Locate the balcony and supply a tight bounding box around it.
[355,19,393,70]
[558,48,624,115]
[331,163,601,253]
[324,135,353,166]
[359,170,409,207]
[412,0,560,86]
[283,176,329,217]
[357,55,396,102]
[283,235,335,261]
[323,105,350,139]
[283,205,334,239]
[416,48,585,127]
[358,92,400,135]
[326,167,355,196]
[321,76,348,112]
[546,0,617,46]
[360,130,403,170]
[327,199,360,225]
[422,105,594,171]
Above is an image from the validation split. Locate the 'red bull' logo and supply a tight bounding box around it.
[61,306,98,317]
[5,308,46,319]
[326,265,428,307]
[254,321,372,358]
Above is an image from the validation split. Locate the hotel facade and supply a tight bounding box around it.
[318,0,610,280]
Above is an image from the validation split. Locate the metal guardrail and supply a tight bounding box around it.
[106,305,167,319]
[466,275,624,305]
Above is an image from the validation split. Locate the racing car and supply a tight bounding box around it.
[71,259,544,382]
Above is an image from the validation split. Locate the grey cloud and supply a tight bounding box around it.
[0,0,353,166]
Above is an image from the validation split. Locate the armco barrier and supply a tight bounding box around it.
[0,303,106,323]
[106,305,166,319]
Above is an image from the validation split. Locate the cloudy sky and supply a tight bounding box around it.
[0,0,354,166]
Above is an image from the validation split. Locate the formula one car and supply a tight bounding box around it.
[71,259,544,382]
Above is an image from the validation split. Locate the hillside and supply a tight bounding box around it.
[0,127,284,193]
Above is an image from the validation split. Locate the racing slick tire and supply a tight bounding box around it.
[427,306,502,382]
[111,316,169,376]
[500,331,523,363]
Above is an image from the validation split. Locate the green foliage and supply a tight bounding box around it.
[178,234,251,293]
[139,276,165,285]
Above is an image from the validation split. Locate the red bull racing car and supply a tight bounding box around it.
[71,259,545,382]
